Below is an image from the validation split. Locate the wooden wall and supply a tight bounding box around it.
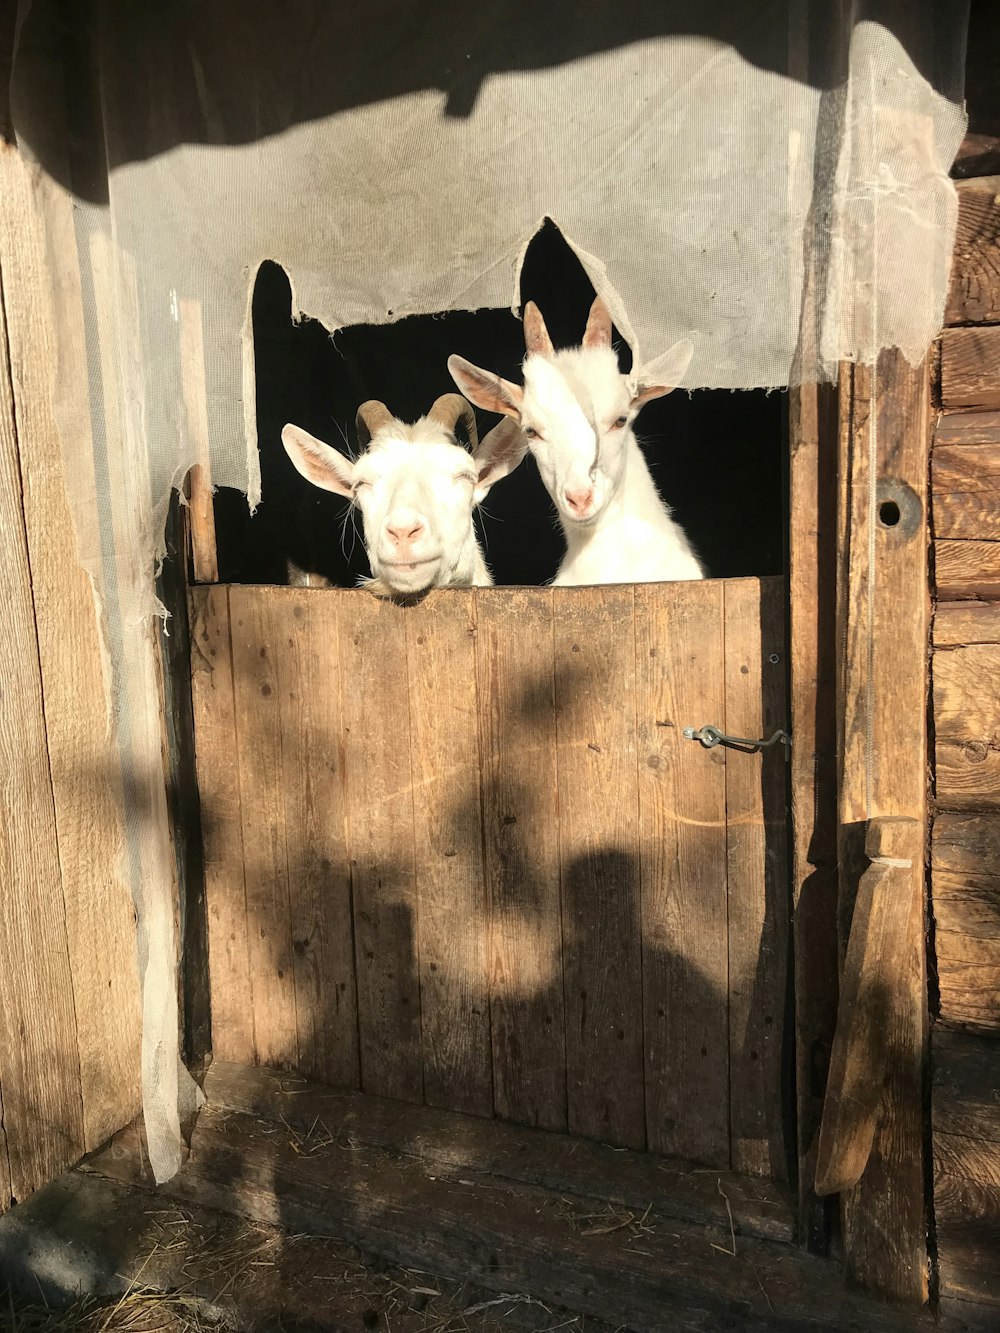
[0,148,141,1210]
[191,576,792,1179]
[931,174,1000,1319]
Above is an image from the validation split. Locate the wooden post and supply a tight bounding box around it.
[179,298,219,584]
[835,353,931,1303]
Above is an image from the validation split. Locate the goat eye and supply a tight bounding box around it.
[523,426,540,440]
[610,416,628,430]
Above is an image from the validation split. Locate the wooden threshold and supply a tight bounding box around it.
[84,1062,947,1333]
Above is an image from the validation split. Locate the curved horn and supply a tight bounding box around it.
[355,399,396,449]
[427,392,478,450]
[523,301,554,358]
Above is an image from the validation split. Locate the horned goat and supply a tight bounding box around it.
[448,298,703,586]
[281,394,526,596]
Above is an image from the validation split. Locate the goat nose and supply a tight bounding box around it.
[386,518,425,546]
[564,487,594,516]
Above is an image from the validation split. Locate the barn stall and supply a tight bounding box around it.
[1,1,998,1328]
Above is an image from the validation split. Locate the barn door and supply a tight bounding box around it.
[191,576,790,1181]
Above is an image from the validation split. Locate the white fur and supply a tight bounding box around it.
[281,412,526,597]
[449,304,703,587]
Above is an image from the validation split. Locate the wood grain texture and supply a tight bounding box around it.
[933,645,1000,810]
[338,593,422,1102]
[178,297,218,584]
[788,378,841,1248]
[0,250,85,1208]
[816,819,923,1197]
[634,579,728,1166]
[932,812,1000,1031]
[933,601,1000,646]
[946,177,1000,325]
[935,540,1000,600]
[405,592,491,1116]
[933,1025,1000,1142]
[475,588,565,1131]
[724,576,790,1180]
[934,1128,1000,1308]
[280,591,357,1087]
[189,585,254,1064]
[0,146,140,1153]
[935,410,1000,448]
[932,445,1000,540]
[228,587,301,1068]
[941,327,1000,410]
[553,585,643,1150]
[836,354,930,1302]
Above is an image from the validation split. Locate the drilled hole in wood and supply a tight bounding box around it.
[878,500,901,528]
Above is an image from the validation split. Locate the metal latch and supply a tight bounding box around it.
[683,724,791,757]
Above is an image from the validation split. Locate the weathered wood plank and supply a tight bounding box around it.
[933,645,1000,750]
[933,601,1000,646]
[935,1130,1000,1308]
[179,297,218,583]
[941,327,1000,410]
[554,586,643,1150]
[932,445,1000,540]
[475,588,565,1132]
[836,354,930,1302]
[933,1026,1000,1142]
[202,1060,796,1244]
[338,594,422,1102]
[228,587,301,1068]
[189,585,254,1064]
[935,932,1000,1033]
[953,134,1000,181]
[946,177,1000,326]
[935,410,1000,448]
[724,576,790,1181]
[634,580,728,1165]
[89,1101,936,1333]
[0,143,141,1153]
[405,592,491,1117]
[281,591,358,1088]
[0,250,85,1207]
[935,540,1000,600]
[936,743,1000,811]
[788,377,841,1248]
[816,819,923,1196]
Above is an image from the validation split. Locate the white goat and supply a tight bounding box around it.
[281,394,526,597]
[448,297,703,586]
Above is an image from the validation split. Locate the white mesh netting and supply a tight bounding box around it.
[8,0,968,1181]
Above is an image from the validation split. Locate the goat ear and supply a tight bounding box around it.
[523,301,554,358]
[631,338,694,410]
[582,295,612,349]
[448,354,523,420]
[281,423,355,497]
[471,418,528,503]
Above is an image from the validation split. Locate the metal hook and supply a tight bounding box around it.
[683,724,791,757]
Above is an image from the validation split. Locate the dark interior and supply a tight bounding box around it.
[215,221,787,588]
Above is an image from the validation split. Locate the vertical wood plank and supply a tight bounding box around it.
[178,297,218,585]
[189,584,255,1065]
[635,580,729,1166]
[0,147,141,1154]
[554,586,643,1150]
[0,252,85,1206]
[837,352,930,1303]
[406,591,491,1116]
[788,377,841,1247]
[476,588,565,1131]
[339,594,422,1103]
[281,590,358,1088]
[229,586,299,1069]
[725,576,791,1181]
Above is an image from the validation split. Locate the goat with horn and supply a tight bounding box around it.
[281,393,527,597]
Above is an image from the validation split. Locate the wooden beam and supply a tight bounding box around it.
[933,601,1000,646]
[945,177,1000,326]
[935,411,1000,447]
[179,298,219,584]
[940,327,1000,409]
[932,813,1000,1032]
[933,644,1000,813]
[835,353,930,1302]
[932,445,1000,540]
[815,818,923,1196]
[935,540,1000,600]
